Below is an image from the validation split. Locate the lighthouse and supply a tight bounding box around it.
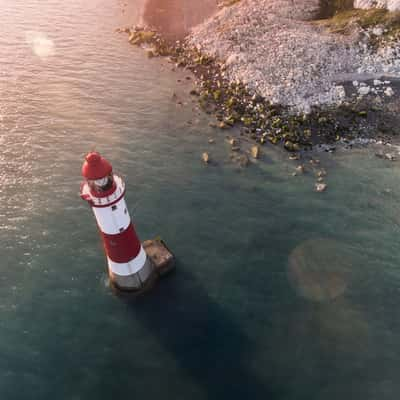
[80,152,154,291]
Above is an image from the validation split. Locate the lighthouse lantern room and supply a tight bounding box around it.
[80,152,154,291]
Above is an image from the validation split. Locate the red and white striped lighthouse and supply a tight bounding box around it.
[80,151,154,291]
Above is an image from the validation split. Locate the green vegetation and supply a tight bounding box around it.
[316,8,400,41]
[120,24,398,153]
[128,30,156,45]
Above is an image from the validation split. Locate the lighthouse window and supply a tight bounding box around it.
[111,205,117,211]
[124,208,127,214]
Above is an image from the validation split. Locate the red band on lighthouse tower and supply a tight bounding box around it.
[101,223,141,263]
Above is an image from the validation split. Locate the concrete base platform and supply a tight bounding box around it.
[110,238,175,296]
[110,268,157,296]
[109,255,156,292]
[143,238,176,277]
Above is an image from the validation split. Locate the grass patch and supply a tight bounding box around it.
[316,8,400,39]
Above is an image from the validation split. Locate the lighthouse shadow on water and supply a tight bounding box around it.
[119,265,274,399]
[80,151,272,397]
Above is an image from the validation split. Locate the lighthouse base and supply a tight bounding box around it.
[108,251,155,292]
[108,239,175,294]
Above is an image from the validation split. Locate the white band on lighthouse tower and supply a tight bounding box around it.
[92,197,130,235]
[107,246,147,276]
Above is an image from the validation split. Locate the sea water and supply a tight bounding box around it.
[1,1,400,399]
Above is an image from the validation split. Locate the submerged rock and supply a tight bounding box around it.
[238,154,250,167]
[146,49,155,58]
[230,152,250,167]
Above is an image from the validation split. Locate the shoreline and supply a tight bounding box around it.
[117,1,400,157]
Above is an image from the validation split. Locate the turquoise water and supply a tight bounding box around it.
[2,1,400,399]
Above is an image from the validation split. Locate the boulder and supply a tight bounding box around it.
[372,27,384,36]
[139,30,156,43]
[251,145,260,159]
[296,165,305,174]
[384,87,394,97]
[358,86,370,96]
[128,32,136,42]
[284,140,295,152]
[128,30,156,45]
[315,182,327,192]
[202,152,210,164]
[385,153,396,160]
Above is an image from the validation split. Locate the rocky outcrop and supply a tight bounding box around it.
[188,0,400,112]
[119,0,400,152]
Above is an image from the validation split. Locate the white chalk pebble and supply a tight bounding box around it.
[384,87,394,97]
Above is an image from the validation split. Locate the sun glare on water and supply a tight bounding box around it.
[25,31,55,59]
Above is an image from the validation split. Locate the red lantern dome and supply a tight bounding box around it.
[82,152,112,180]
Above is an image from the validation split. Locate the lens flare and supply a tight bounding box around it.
[288,238,353,302]
[25,31,55,59]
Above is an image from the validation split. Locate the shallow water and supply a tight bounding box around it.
[2,1,400,399]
